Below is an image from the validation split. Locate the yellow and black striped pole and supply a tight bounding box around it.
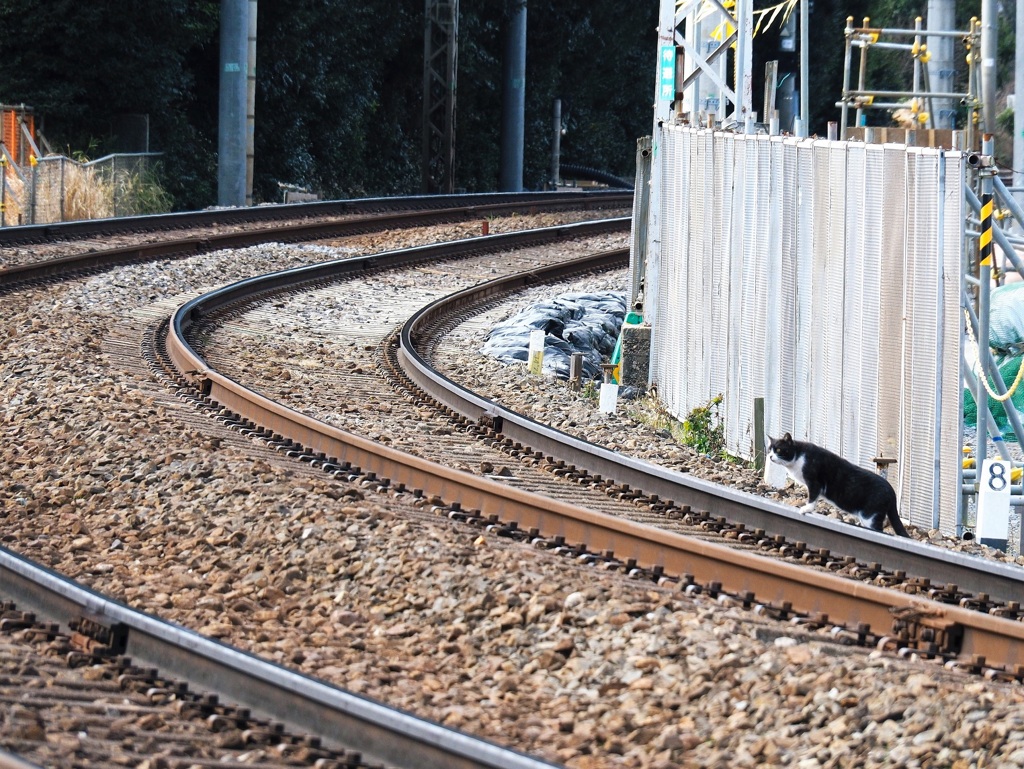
[976,134,996,465]
[980,190,993,270]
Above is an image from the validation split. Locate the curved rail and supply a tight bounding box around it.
[397,249,1024,605]
[0,192,630,289]
[157,221,1024,678]
[0,189,631,246]
[0,546,560,769]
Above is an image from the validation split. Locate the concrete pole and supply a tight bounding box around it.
[735,0,753,124]
[927,0,955,130]
[499,0,527,192]
[799,0,809,134]
[218,0,248,207]
[645,0,677,334]
[980,0,997,135]
[549,98,561,189]
[246,0,257,206]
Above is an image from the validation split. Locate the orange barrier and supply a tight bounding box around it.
[1,104,36,167]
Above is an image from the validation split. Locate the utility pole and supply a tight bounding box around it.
[218,0,248,207]
[798,0,808,134]
[926,0,955,130]
[499,0,527,191]
[980,0,997,135]
[246,0,257,206]
[735,0,753,126]
[549,98,561,190]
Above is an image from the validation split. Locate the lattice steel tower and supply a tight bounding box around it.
[422,0,458,194]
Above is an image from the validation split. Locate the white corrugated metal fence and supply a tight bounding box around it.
[647,125,963,532]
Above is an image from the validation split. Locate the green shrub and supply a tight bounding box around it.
[682,395,725,456]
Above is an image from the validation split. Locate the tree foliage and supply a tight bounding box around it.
[253,1,422,200]
[0,0,220,207]
[0,1,1012,210]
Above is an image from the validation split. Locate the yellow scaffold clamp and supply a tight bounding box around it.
[963,446,975,469]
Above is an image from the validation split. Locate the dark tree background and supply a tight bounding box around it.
[0,0,220,207]
[0,1,1011,210]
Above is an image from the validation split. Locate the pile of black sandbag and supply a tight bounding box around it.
[481,291,627,380]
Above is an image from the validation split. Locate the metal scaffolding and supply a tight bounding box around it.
[656,0,753,129]
[421,0,458,194]
[837,15,980,146]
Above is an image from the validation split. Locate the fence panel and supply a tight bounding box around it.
[1,152,165,226]
[651,124,963,532]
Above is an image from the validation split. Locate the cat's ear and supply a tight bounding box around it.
[783,432,792,441]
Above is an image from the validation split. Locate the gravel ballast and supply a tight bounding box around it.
[3,222,1024,768]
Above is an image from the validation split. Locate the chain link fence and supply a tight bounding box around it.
[2,152,168,226]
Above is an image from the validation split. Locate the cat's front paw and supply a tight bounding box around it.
[799,503,816,514]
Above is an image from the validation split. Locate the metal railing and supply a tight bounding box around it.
[962,140,1024,553]
[837,15,980,142]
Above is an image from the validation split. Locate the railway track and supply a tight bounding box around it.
[0,549,559,769]
[0,190,630,249]
[4,195,1024,766]
[159,221,1024,680]
[0,196,627,769]
[0,190,630,278]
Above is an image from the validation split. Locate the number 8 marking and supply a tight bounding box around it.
[989,462,1008,492]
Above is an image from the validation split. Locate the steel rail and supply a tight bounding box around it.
[0,749,42,769]
[0,193,629,289]
[398,248,1024,606]
[0,213,630,769]
[0,546,561,769]
[165,220,629,359]
[0,190,631,246]
[157,223,1024,675]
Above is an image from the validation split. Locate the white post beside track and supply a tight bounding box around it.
[977,458,1011,550]
[527,329,544,376]
[599,382,619,414]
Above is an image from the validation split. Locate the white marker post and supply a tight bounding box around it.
[598,363,618,414]
[527,329,544,375]
[764,457,788,488]
[599,382,619,413]
[977,458,1012,550]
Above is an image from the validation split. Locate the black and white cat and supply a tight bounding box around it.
[767,432,910,537]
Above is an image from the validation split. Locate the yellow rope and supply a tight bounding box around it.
[965,308,1024,402]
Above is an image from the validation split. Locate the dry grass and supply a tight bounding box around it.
[61,162,113,221]
[2,159,117,225]
[1,167,26,225]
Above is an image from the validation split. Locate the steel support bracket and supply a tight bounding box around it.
[479,411,503,434]
[890,606,964,657]
[70,616,129,657]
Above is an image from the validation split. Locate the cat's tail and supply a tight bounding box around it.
[887,508,911,537]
